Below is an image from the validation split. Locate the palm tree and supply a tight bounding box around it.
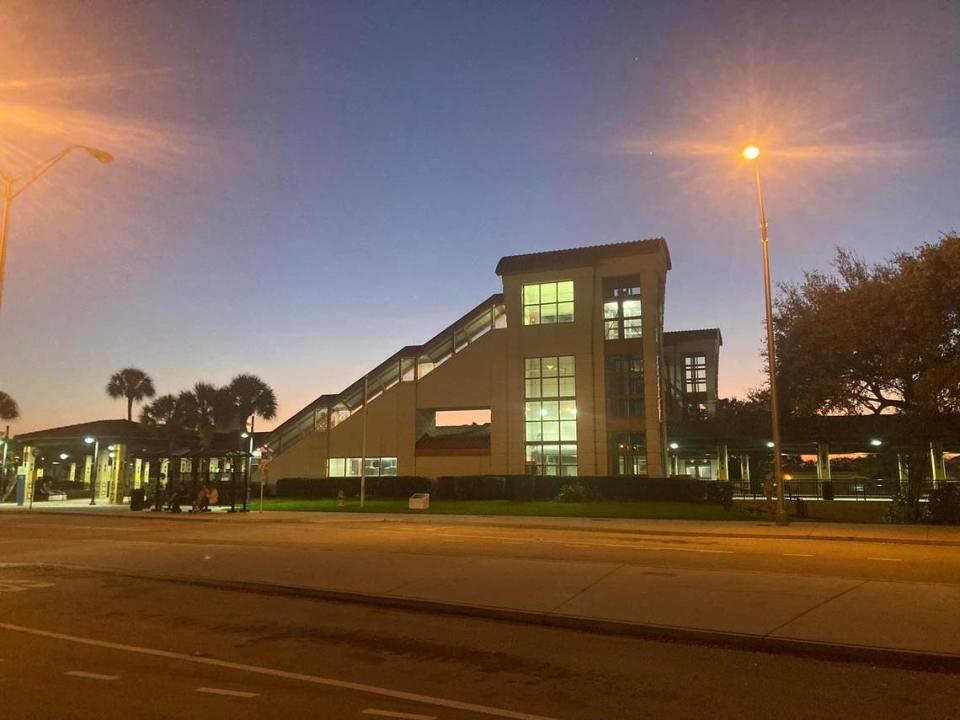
[226,374,278,434]
[0,391,19,421]
[106,368,157,422]
[225,374,277,510]
[140,393,198,510]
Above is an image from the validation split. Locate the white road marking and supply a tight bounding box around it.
[362,709,437,720]
[783,553,815,558]
[867,557,902,562]
[0,579,56,593]
[196,687,259,698]
[0,623,559,720]
[65,671,119,681]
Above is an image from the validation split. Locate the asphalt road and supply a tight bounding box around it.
[1,512,959,585]
[2,564,959,720]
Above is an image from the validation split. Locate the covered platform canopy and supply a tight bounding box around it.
[12,420,265,507]
[671,413,960,454]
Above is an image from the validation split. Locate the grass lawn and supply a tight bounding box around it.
[258,497,753,521]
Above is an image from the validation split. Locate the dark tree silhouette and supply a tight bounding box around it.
[0,391,19,421]
[226,374,278,435]
[773,233,960,518]
[106,368,157,421]
[140,393,199,510]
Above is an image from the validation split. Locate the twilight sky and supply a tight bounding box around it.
[0,0,957,434]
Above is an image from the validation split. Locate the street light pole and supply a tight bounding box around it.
[0,176,14,314]
[0,145,114,314]
[85,436,100,506]
[744,146,788,526]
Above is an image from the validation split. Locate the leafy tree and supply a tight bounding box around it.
[106,368,156,422]
[0,391,19,421]
[773,233,960,518]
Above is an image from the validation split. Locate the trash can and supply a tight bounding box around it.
[130,488,146,511]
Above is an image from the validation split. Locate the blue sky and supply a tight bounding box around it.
[0,0,957,432]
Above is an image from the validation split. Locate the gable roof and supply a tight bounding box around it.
[16,419,158,444]
[495,238,671,276]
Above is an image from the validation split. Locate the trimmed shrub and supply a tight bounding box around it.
[275,476,431,499]
[926,483,960,525]
[367,476,432,498]
[277,474,736,508]
[433,475,507,501]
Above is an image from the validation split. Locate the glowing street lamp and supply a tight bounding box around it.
[743,145,788,526]
[0,145,114,314]
[84,435,100,506]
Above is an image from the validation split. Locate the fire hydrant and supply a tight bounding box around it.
[337,489,345,509]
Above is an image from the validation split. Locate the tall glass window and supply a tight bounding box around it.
[606,355,644,417]
[524,356,577,475]
[603,280,642,339]
[523,281,574,325]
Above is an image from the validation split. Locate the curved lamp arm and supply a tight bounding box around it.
[9,145,114,200]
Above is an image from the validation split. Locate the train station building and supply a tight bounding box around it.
[264,238,724,482]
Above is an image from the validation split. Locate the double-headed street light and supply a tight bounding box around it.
[742,145,788,526]
[0,145,114,313]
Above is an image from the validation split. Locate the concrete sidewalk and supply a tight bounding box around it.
[7,531,960,670]
[4,499,960,546]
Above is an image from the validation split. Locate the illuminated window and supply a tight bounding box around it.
[603,280,642,339]
[606,355,644,417]
[683,355,707,394]
[523,281,574,325]
[524,356,577,475]
[328,457,398,477]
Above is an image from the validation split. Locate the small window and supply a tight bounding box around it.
[683,355,707,394]
[523,281,574,325]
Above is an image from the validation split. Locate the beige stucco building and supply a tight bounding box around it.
[264,238,721,483]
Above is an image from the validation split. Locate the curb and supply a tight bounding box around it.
[36,562,960,674]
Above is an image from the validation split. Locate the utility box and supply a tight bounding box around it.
[408,493,430,510]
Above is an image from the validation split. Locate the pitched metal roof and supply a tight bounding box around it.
[495,238,671,276]
[664,328,723,345]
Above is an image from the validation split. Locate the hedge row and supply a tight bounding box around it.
[274,475,733,506]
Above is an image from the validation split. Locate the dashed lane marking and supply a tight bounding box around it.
[65,671,119,681]
[0,623,559,720]
[783,553,815,558]
[196,687,259,698]
[867,557,902,562]
[362,710,437,720]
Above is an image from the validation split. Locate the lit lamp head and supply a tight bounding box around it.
[870,439,883,447]
[83,146,115,164]
[669,442,679,451]
[84,436,95,445]
[742,145,760,160]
